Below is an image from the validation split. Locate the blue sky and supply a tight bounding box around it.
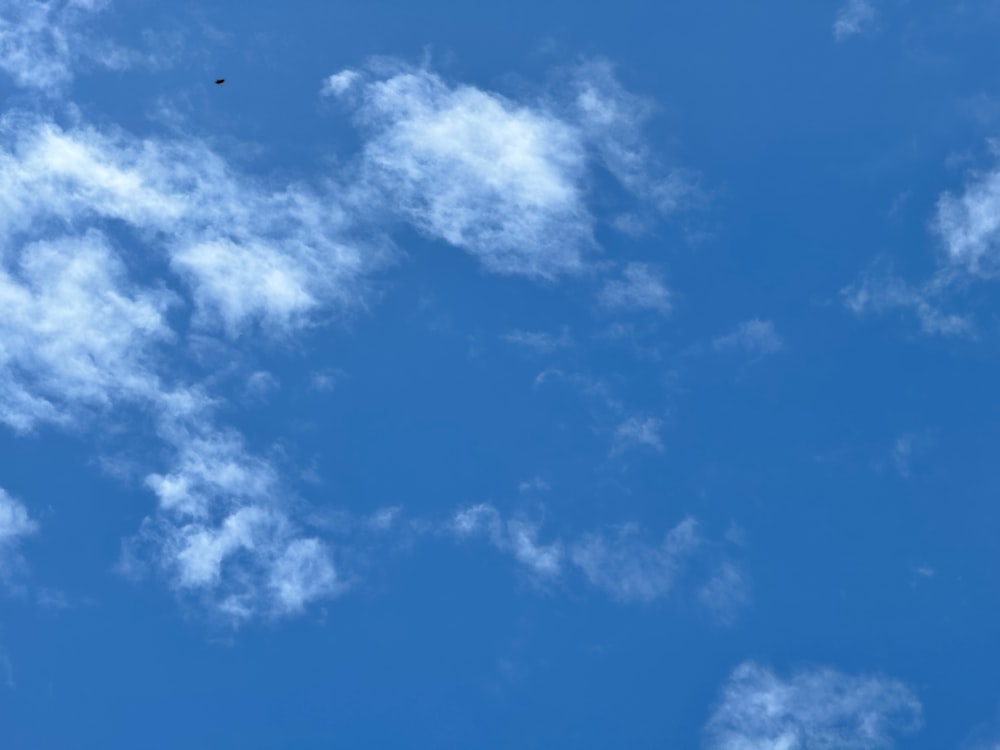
[1,0,1000,747]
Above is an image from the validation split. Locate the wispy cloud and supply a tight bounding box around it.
[502,327,573,354]
[841,263,972,336]
[598,262,672,316]
[567,59,697,219]
[705,662,922,749]
[889,431,932,478]
[0,0,173,94]
[712,319,783,356]
[449,507,714,604]
[243,371,279,403]
[518,477,551,493]
[450,504,563,579]
[571,518,699,602]
[834,0,878,40]
[611,414,665,454]
[697,562,751,625]
[0,487,38,585]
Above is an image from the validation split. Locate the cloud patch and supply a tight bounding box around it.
[0,488,38,583]
[327,59,694,279]
[598,263,672,315]
[840,265,972,336]
[935,155,1000,276]
[705,662,922,749]
[834,0,877,40]
[0,0,169,94]
[571,518,699,602]
[712,319,783,356]
[612,414,665,454]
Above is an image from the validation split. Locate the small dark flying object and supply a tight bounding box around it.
[215,79,225,85]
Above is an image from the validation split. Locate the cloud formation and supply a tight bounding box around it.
[0,488,38,583]
[705,662,922,749]
[448,507,709,603]
[0,0,165,93]
[712,319,783,356]
[612,415,665,454]
[841,265,972,336]
[598,262,672,315]
[834,0,877,40]
[935,156,1000,276]
[571,518,699,602]
[0,114,382,338]
[502,327,573,353]
[0,110,374,621]
[326,60,691,279]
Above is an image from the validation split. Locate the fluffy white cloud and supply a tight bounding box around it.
[712,319,783,356]
[0,114,381,337]
[0,231,175,433]
[570,518,699,602]
[935,158,1000,275]
[0,108,371,620]
[328,60,692,279]
[341,66,593,279]
[705,662,922,750]
[135,421,341,621]
[834,0,877,40]
[598,262,672,315]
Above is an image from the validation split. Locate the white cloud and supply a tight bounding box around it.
[0,114,383,338]
[518,477,551,493]
[570,518,699,602]
[0,231,175,433]
[0,108,365,620]
[0,0,167,94]
[698,562,751,625]
[134,420,342,621]
[0,489,37,545]
[612,415,665,454]
[502,327,573,353]
[450,503,563,578]
[342,65,593,279]
[0,488,38,582]
[243,371,279,402]
[330,60,692,279]
[569,59,694,216]
[705,662,922,750]
[598,262,672,315]
[321,69,360,97]
[841,266,972,336]
[712,319,783,356]
[834,0,877,40]
[935,157,1000,275]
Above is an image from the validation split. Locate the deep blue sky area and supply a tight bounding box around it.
[1,1,1000,748]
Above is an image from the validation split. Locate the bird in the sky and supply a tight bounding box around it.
[215,79,225,85]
